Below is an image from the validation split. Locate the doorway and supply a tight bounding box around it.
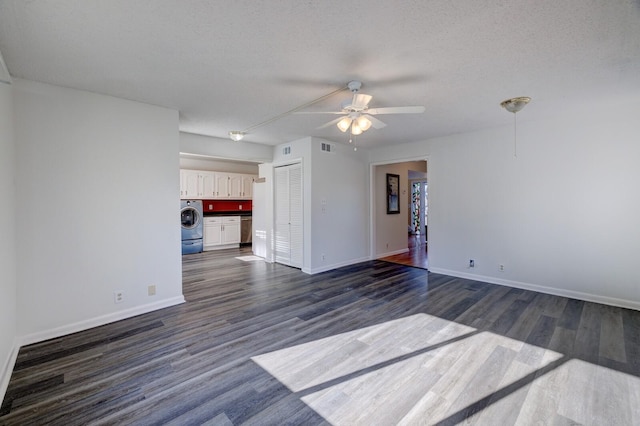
[373,159,429,270]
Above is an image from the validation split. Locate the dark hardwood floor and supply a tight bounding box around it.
[2,248,639,425]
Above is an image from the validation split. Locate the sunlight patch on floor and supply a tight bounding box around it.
[249,313,640,425]
[235,255,264,262]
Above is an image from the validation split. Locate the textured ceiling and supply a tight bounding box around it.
[1,0,639,149]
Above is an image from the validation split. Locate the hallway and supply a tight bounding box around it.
[380,234,428,269]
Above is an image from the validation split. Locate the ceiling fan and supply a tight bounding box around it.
[297,80,426,136]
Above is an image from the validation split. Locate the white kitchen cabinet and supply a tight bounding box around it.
[221,217,241,244]
[181,169,258,199]
[203,216,240,250]
[228,174,243,198]
[180,170,200,199]
[203,217,222,247]
[226,173,257,199]
[200,172,216,198]
[180,170,217,199]
[241,175,255,199]
[214,173,230,198]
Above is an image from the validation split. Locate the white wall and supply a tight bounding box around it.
[371,96,640,309]
[14,79,184,342]
[0,81,17,397]
[180,132,273,163]
[309,139,369,273]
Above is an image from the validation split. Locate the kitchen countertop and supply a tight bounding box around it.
[203,211,252,217]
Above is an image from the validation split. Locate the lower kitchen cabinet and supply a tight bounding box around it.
[204,216,241,250]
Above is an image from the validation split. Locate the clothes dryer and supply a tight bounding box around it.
[181,199,203,254]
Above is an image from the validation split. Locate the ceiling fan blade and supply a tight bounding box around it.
[366,106,426,115]
[362,114,386,129]
[351,93,372,109]
[316,117,344,129]
[294,111,346,115]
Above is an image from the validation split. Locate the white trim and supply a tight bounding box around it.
[428,267,640,311]
[376,248,410,258]
[204,243,240,251]
[305,256,371,275]
[272,157,303,169]
[17,296,185,347]
[0,338,20,402]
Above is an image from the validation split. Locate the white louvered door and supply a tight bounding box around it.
[274,163,303,268]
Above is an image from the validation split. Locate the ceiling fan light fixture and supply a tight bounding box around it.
[337,117,352,132]
[228,131,245,142]
[500,97,531,114]
[356,116,372,132]
[500,96,531,158]
[351,122,363,135]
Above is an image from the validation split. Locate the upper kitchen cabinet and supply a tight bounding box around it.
[212,172,255,199]
[241,175,256,199]
[181,169,257,200]
[180,170,216,199]
[214,173,230,198]
[200,172,216,198]
[228,174,243,198]
[180,169,200,199]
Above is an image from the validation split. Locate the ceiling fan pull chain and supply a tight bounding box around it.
[514,113,517,158]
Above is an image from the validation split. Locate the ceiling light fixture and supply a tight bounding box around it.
[351,122,363,136]
[335,114,372,135]
[500,96,530,157]
[500,96,530,114]
[337,117,352,132]
[228,131,245,142]
[356,116,372,132]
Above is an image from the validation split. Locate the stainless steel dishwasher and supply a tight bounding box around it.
[240,216,252,244]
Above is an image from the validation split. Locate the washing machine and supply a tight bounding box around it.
[181,199,203,254]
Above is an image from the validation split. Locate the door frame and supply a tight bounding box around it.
[369,156,430,260]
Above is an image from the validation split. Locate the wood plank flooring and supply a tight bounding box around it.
[380,234,428,269]
[2,248,640,425]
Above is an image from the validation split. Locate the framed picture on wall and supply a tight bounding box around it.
[386,173,400,214]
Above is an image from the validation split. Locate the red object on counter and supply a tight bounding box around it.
[202,200,252,212]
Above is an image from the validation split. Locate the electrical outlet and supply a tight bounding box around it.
[499,264,505,272]
[469,259,475,268]
[148,284,156,296]
[114,291,124,304]
[321,254,326,261]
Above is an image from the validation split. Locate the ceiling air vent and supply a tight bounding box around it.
[321,142,332,153]
[282,146,291,155]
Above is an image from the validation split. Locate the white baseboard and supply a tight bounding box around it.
[18,296,185,347]
[1,296,185,402]
[428,267,640,311]
[204,244,239,251]
[305,256,371,275]
[376,248,410,259]
[0,338,20,403]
